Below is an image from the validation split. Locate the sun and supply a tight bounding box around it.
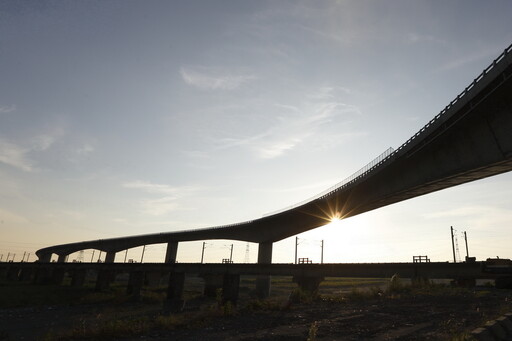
[327,216,343,229]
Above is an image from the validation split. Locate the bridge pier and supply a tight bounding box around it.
[127,271,145,299]
[38,253,52,262]
[256,242,273,298]
[51,268,66,285]
[19,267,35,282]
[164,272,185,313]
[145,271,163,287]
[71,269,87,287]
[33,267,52,284]
[165,241,179,263]
[201,273,224,297]
[95,270,115,291]
[6,265,20,281]
[222,273,240,306]
[57,254,68,263]
[105,251,116,263]
[293,276,324,294]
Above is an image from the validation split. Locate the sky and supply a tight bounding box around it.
[1,1,511,264]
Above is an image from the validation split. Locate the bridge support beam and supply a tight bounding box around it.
[95,270,115,291]
[222,273,240,306]
[51,268,66,285]
[127,271,145,299]
[71,269,87,287]
[6,266,20,281]
[38,253,52,262]
[164,272,185,313]
[256,242,273,298]
[145,271,162,287]
[201,273,223,297]
[105,251,116,263]
[165,241,179,263]
[57,254,68,263]
[33,267,52,284]
[292,276,324,294]
[19,267,34,282]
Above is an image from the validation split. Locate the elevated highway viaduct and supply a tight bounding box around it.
[35,44,512,297]
[1,260,509,308]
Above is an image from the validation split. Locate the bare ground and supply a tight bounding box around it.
[1,279,512,340]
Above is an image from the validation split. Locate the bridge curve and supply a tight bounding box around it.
[37,44,512,267]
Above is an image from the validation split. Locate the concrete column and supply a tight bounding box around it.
[19,267,35,282]
[57,254,68,263]
[33,267,52,284]
[6,266,20,281]
[222,274,240,306]
[145,271,162,287]
[165,241,179,263]
[292,276,324,293]
[38,253,52,263]
[164,272,185,313]
[105,251,116,263]
[127,271,145,299]
[71,269,87,287]
[201,273,224,297]
[95,270,115,291]
[256,241,272,298]
[51,268,66,285]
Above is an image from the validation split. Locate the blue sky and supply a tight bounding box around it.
[1,1,511,264]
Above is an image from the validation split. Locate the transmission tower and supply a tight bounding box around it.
[244,242,250,263]
[77,250,84,262]
[454,231,461,263]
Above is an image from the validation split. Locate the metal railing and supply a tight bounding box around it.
[263,147,394,216]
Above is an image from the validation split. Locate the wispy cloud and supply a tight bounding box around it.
[406,33,447,46]
[214,87,361,159]
[123,180,202,195]
[437,48,501,72]
[0,104,16,114]
[0,139,33,171]
[124,180,204,216]
[32,133,60,151]
[180,66,256,90]
[0,130,64,171]
[140,197,184,216]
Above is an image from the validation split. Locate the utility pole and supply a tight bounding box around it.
[91,250,95,262]
[201,242,206,264]
[124,249,128,263]
[321,240,324,264]
[7,252,10,262]
[140,245,146,263]
[0,254,3,262]
[22,251,26,262]
[98,251,102,262]
[229,244,233,262]
[295,236,298,264]
[464,231,469,259]
[451,226,456,263]
[26,253,30,262]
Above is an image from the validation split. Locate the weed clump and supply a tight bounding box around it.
[307,321,319,341]
[289,287,318,304]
